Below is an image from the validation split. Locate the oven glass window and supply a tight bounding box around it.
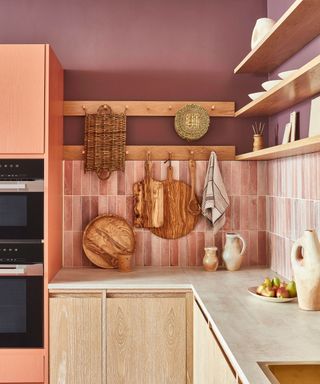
[0,279,27,333]
[0,196,27,227]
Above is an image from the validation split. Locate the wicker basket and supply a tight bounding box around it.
[84,105,126,180]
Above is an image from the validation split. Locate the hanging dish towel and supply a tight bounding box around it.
[202,152,230,234]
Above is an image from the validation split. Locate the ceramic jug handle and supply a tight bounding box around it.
[291,239,303,267]
[238,235,246,257]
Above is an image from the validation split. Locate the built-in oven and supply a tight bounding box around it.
[0,242,43,348]
[0,159,44,240]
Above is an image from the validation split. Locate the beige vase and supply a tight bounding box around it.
[203,247,219,272]
[222,233,246,271]
[251,18,275,50]
[291,230,320,310]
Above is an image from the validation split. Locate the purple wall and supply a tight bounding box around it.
[0,0,268,153]
[267,0,320,145]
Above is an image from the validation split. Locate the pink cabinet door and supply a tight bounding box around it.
[0,45,45,154]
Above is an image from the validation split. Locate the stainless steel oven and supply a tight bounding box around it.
[0,242,43,348]
[0,159,44,240]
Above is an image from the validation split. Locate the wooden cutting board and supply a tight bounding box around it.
[83,214,135,269]
[151,165,199,239]
[133,160,164,228]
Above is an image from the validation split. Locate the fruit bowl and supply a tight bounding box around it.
[248,287,296,303]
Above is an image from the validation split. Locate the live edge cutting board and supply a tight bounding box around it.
[151,165,199,239]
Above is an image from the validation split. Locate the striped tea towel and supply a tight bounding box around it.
[202,152,230,234]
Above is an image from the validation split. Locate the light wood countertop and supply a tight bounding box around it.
[49,267,320,384]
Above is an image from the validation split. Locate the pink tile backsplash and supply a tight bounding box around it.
[265,153,320,279]
[63,160,267,268]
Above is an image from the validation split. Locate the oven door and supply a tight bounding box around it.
[0,272,43,348]
[0,192,43,240]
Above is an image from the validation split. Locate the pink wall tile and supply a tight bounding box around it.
[64,161,73,195]
[63,159,275,269]
[72,161,81,195]
[258,196,266,230]
[64,196,72,231]
[63,231,73,267]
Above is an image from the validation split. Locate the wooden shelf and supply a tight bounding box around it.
[235,54,320,117]
[234,0,320,74]
[63,145,236,161]
[236,135,320,161]
[64,101,235,117]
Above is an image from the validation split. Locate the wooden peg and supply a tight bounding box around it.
[125,105,129,110]
[190,150,194,160]
[103,104,107,109]
[211,105,215,111]
[82,150,85,155]
[147,151,151,161]
[82,105,86,111]
[146,106,150,111]
[168,105,172,110]
[125,150,129,155]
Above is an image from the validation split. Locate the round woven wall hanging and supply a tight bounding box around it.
[175,104,210,141]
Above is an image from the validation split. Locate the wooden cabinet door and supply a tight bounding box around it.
[0,45,45,153]
[49,295,102,384]
[106,295,187,384]
[193,301,213,384]
[194,300,236,384]
[209,329,236,384]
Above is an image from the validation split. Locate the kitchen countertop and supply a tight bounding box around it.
[49,267,320,384]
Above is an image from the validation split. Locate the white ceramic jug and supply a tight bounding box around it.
[291,230,320,311]
[222,233,246,271]
[251,18,275,50]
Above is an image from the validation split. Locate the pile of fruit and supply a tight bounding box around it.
[256,277,297,298]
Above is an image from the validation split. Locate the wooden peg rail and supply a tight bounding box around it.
[63,145,236,161]
[64,101,235,117]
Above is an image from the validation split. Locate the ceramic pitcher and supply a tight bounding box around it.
[291,230,320,311]
[222,233,246,271]
[203,247,219,272]
[251,18,275,50]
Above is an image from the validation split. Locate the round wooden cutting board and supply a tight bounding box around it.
[83,214,135,269]
[151,166,199,239]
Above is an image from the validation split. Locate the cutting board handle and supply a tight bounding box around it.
[167,165,174,181]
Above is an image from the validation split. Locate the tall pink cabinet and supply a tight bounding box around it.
[0,45,63,383]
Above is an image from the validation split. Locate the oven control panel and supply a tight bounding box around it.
[0,243,43,264]
[0,160,44,180]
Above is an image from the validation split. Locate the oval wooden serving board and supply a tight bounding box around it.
[83,214,135,269]
[151,165,199,239]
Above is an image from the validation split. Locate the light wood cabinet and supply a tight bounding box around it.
[106,291,192,384]
[49,293,103,384]
[0,44,46,154]
[193,301,236,384]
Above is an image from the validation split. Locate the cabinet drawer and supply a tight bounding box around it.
[0,352,44,383]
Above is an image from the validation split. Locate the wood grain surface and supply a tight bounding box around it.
[49,296,102,384]
[106,296,187,384]
[133,160,164,228]
[83,214,135,268]
[151,165,199,239]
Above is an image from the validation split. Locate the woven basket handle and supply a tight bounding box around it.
[96,169,112,180]
[97,104,112,115]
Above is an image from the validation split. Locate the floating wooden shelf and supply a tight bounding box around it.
[234,0,320,74]
[235,54,320,117]
[236,135,320,161]
[64,101,235,117]
[63,145,236,161]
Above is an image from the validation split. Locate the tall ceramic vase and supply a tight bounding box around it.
[251,18,275,50]
[291,230,320,311]
[222,233,246,271]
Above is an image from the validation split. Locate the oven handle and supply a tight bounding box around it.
[0,183,26,190]
[0,266,26,275]
[0,264,43,276]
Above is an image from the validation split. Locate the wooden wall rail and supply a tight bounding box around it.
[63,145,236,161]
[64,101,235,117]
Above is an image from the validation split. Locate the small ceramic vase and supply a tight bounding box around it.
[251,18,275,50]
[291,229,320,310]
[222,233,246,271]
[253,134,264,151]
[203,247,219,272]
